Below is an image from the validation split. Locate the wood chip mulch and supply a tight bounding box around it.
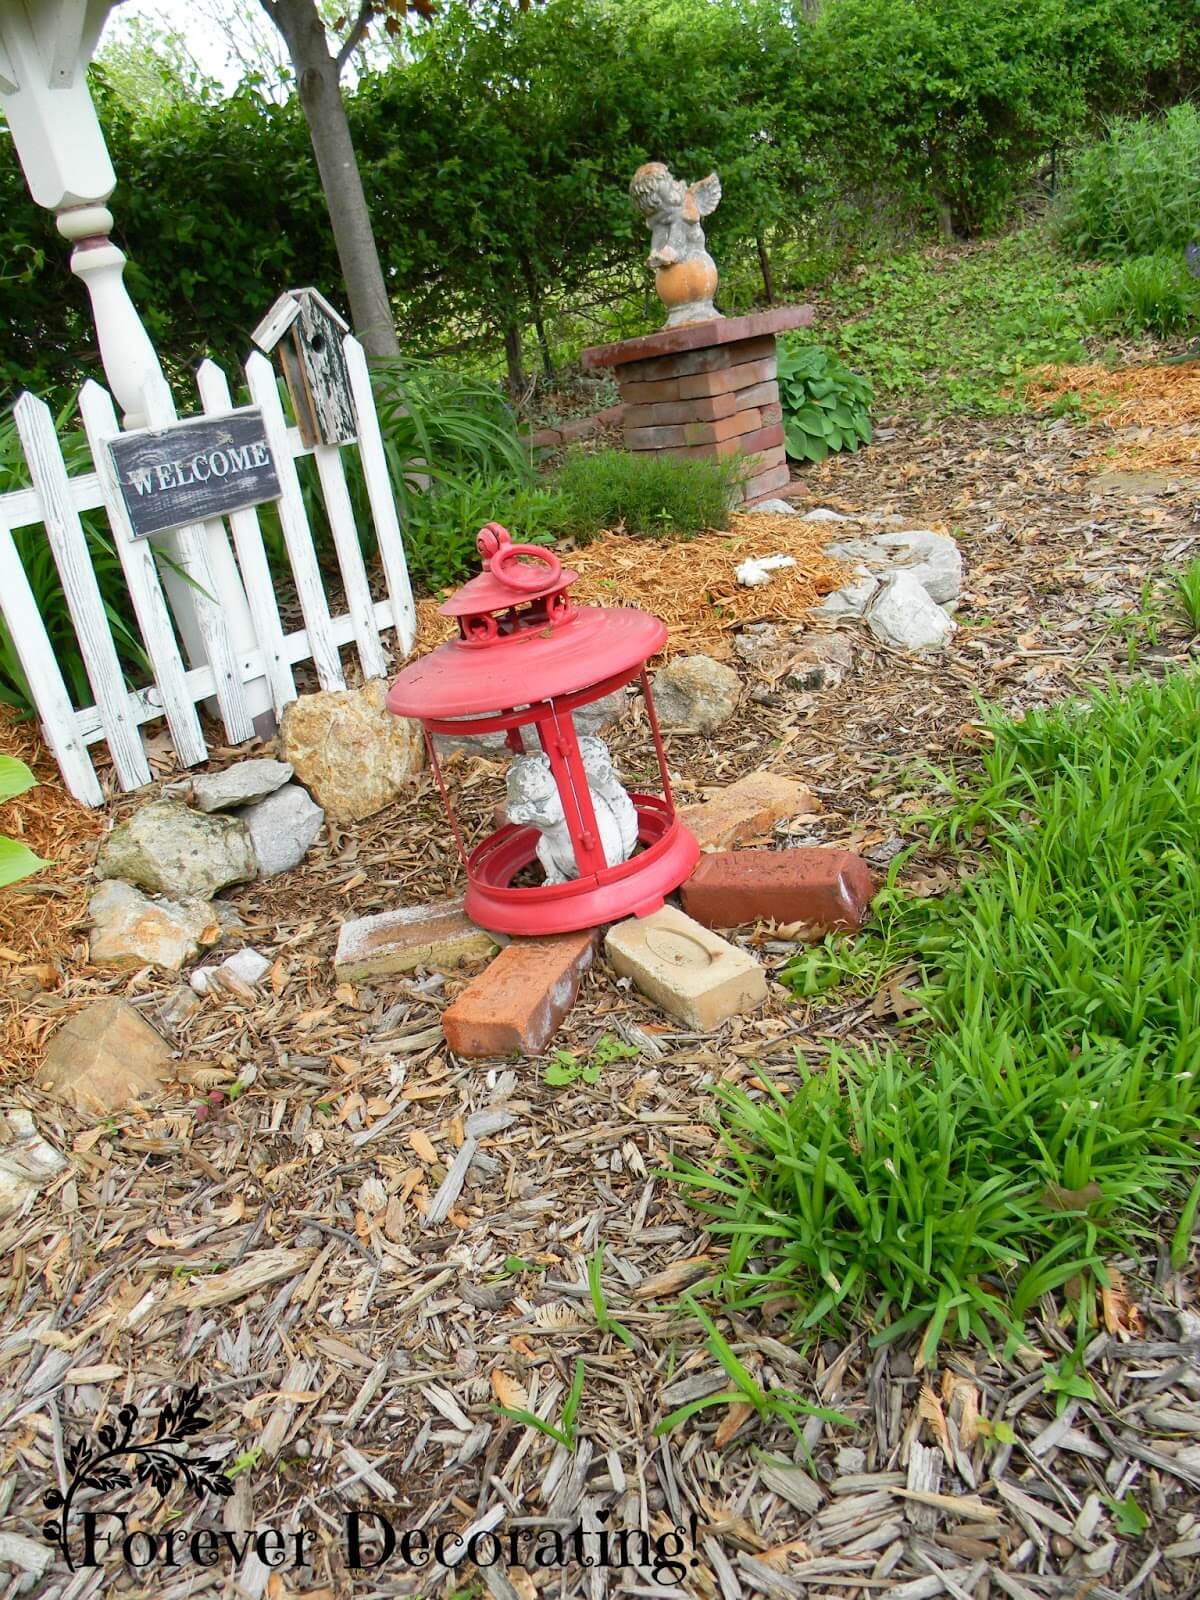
[2,400,1200,1599]
[1025,359,1200,475]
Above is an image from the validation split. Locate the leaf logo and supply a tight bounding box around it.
[43,1385,233,1572]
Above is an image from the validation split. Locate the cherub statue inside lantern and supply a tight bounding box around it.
[630,162,722,328]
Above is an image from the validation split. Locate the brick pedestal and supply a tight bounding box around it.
[580,306,814,504]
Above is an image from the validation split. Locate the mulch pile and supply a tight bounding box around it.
[413,514,848,661]
[1027,360,1200,475]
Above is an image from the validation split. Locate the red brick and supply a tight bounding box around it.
[617,376,683,405]
[678,356,778,400]
[682,409,763,446]
[581,305,815,371]
[623,392,739,428]
[558,414,602,443]
[596,403,625,426]
[759,402,783,426]
[681,849,875,932]
[730,379,781,410]
[527,427,562,450]
[619,335,776,384]
[441,930,596,1059]
[742,462,793,501]
[624,422,687,450]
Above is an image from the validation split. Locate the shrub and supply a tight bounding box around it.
[0,755,48,887]
[1055,103,1200,259]
[554,449,742,542]
[777,342,872,464]
[673,669,1200,1355]
[401,472,563,593]
[1079,252,1200,337]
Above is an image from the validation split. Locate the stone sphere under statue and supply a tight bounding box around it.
[629,162,722,329]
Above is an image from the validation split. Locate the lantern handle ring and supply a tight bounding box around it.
[477,522,562,593]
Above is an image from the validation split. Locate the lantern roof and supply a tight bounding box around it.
[388,523,666,720]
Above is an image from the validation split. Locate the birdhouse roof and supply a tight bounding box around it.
[251,288,350,353]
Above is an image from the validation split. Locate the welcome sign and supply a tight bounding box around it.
[109,409,282,540]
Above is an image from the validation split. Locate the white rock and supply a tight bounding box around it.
[866,571,956,652]
[0,1110,66,1219]
[815,574,880,618]
[240,783,324,877]
[191,758,294,812]
[748,498,798,516]
[735,553,796,587]
[191,946,272,996]
[802,508,851,522]
[872,530,963,604]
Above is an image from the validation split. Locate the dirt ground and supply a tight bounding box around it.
[2,398,1199,1600]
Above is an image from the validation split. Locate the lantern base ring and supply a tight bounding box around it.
[463,794,700,937]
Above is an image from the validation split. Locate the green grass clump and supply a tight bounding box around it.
[673,670,1200,1358]
[1173,557,1200,633]
[823,231,1092,415]
[1080,253,1200,340]
[1055,104,1200,261]
[554,449,742,543]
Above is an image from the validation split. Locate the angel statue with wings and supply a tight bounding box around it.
[629,163,723,328]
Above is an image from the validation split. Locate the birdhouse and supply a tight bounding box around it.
[252,287,356,448]
[387,525,700,936]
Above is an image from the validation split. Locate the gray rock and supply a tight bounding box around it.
[96,800,256,899]
[651,654,742,733]
[191,758,294,812]
[815,574,880,618]
[871,530,962,604]
[866,572,956,652]
[433,687,629,760]
[191,946,272,996]
[749,498,798,516]
[240,783,324,877]
[786,632,855,690]
[0,1110,67,1219]
[87,880,218,972]
[802,507,851,522]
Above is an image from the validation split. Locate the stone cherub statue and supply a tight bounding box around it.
[629,162,723,328]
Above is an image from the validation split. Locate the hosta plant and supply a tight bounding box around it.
[0,755,48,888]
[777,342,873,464]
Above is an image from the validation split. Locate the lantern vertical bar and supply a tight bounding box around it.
[538,704,609,879]
[640,668,677,812]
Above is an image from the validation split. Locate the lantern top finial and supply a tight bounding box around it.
[436,523,579,646]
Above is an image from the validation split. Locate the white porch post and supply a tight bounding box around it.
[0,0,274,731]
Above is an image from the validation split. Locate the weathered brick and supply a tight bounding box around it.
[619,335,777,384]
[558,414,603,443]
[681,848,875,932]
[581,305,814,371]
[678,355,777,400]
[527,427,562,450]
[730,379,781,410]
[622,392,740,429]
[742,462,793,502]
[617,376,684,405]
[605,905,767,1030]
[442,930,596,1059]
[759,402,783,426]
[334,899,498,980]
[624,422,688,450]
[680,772,820,851]
[682,409,763,446]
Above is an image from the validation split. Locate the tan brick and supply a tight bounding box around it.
[442,930,596,1059]
[682,409,763,446]
[334,898,498,980]
[624,422,687,450]
[617,376,683,405]
[678,355,777,400]
[605,905,767,1030]
[619,335,776,384]
[623,392,739,429]
[679,771,820,851]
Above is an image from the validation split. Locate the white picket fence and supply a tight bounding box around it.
[0,334,416,806]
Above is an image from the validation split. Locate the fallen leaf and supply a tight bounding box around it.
[918,1383,952,1458]
[714,1401,756,1450]
[491,1370,528,1410]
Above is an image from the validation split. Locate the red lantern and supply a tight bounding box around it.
[387,525,699,936]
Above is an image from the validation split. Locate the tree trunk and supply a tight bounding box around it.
[502,319,527,394]
[755,234,775,304]
[518,249,555,380]
[261,0,399,360]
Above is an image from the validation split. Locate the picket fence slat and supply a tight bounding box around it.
[0,510,104,805]
[245,352,345,692]
[141,377,256,745]
[313,442,389,680]
[195,360,297,717]
[13,393,152,791]
[2,329,415,806]
[344,336,417,656]
[78,381,208,769]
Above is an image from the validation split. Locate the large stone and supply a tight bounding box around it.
[40,998,173,1116]
[240,783,324,877]
[749,498,799,515]
[87,880,219,972]
[679,771,820,851]
[280,680,425,824]
[95,800,256,899]
[651,655,742,734]
[866,571,957,653]
[827,530,962,605]
[190,758,294,813]
[814,574,880,619]
[786,632,855,691]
